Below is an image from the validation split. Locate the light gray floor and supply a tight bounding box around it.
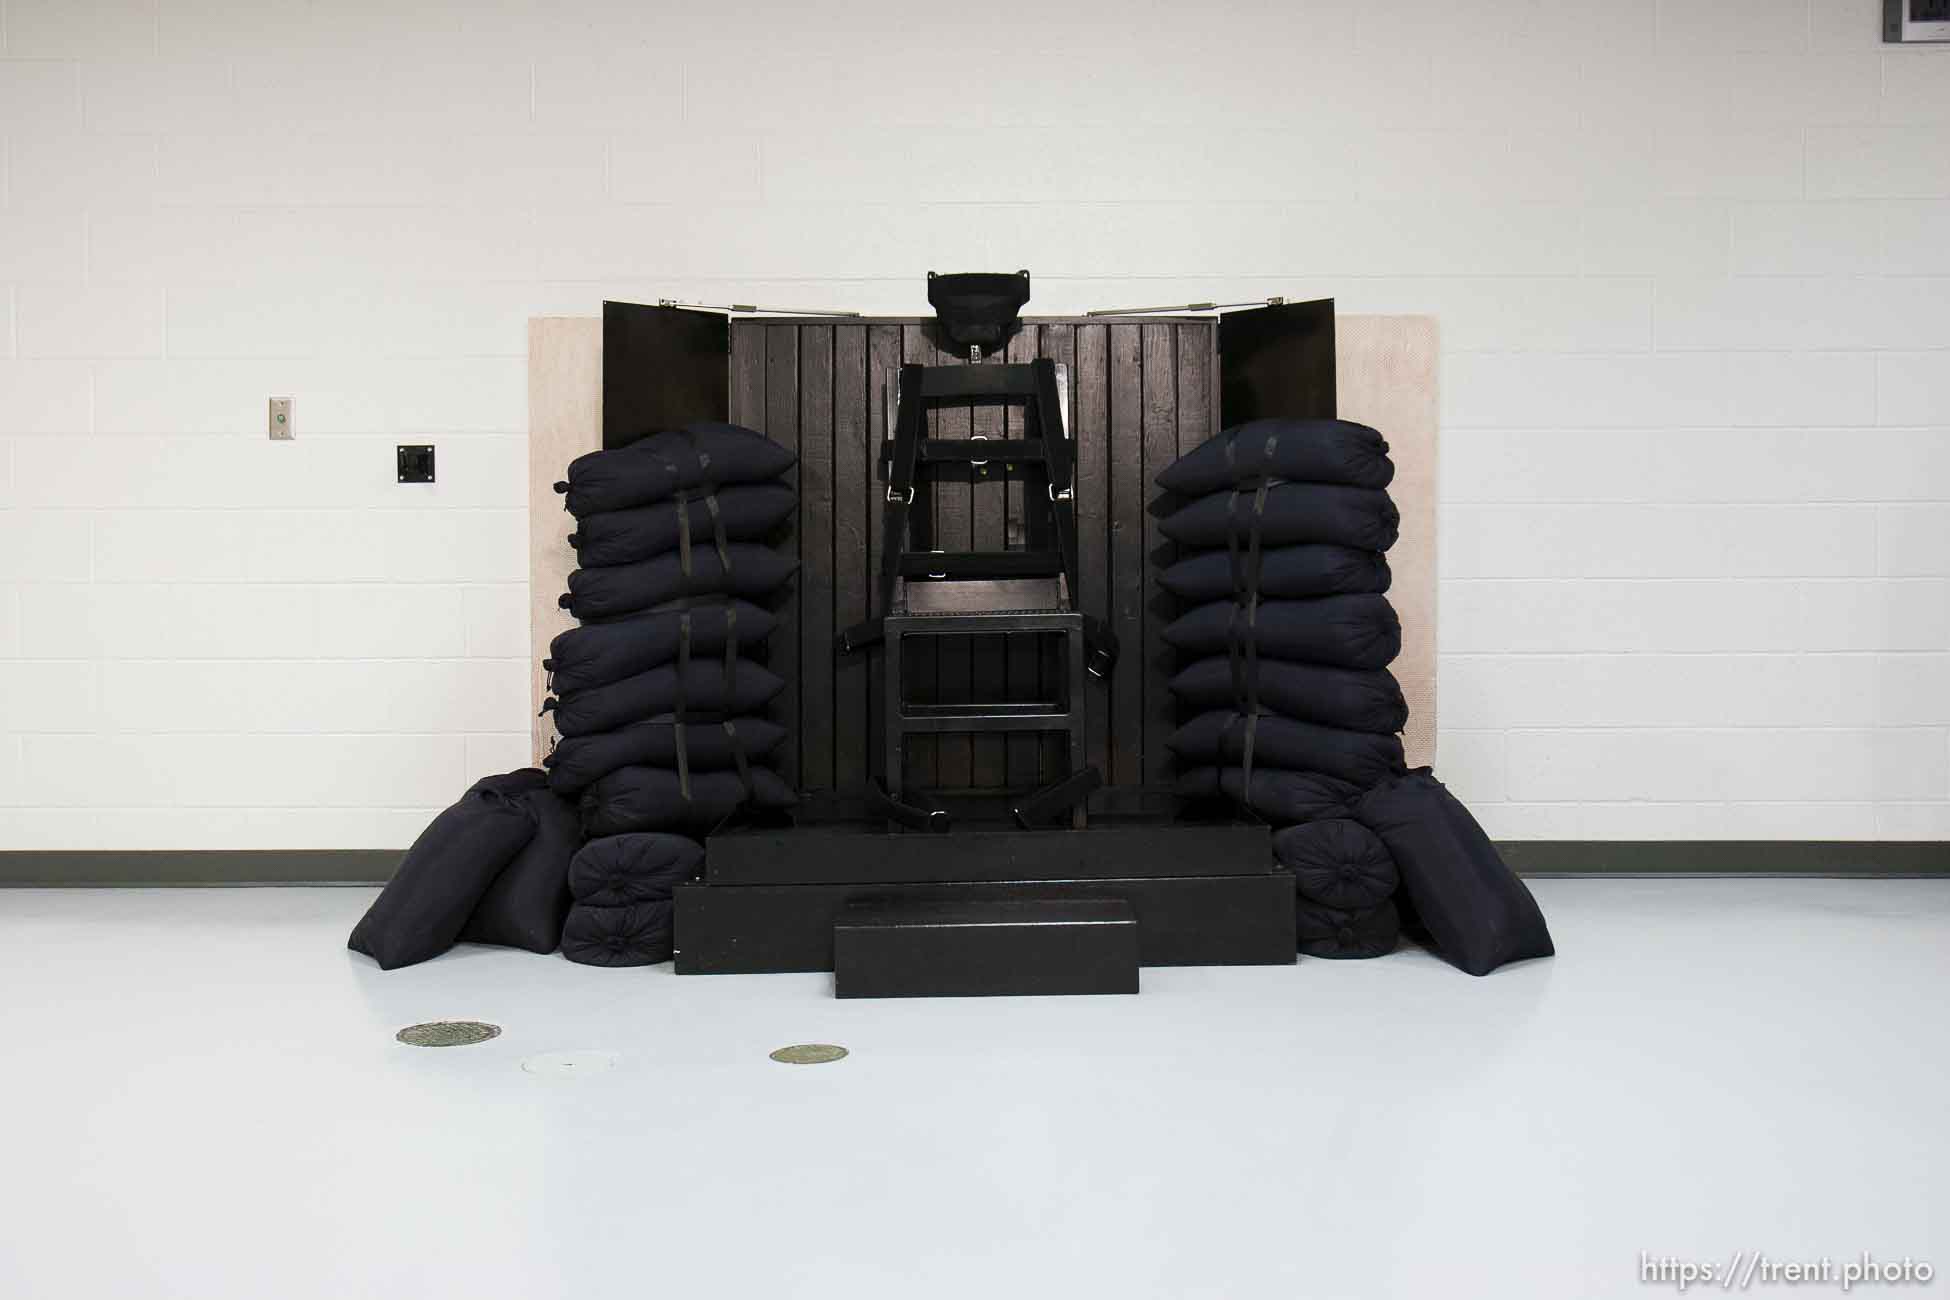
[1,879,1944,1299]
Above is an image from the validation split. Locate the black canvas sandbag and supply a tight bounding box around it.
[347,787,536,970]
[460,785,582,953]
[1174,765,1364,825]
[559,545,796,623]
[1159,544,1391,603]
[1170,659,1409,735]
[567,483,797,568]
[543,658,783,738]
[1170,710,1405,785]
[559,902,676,967]
[1171,709,1405,786]
[1295,897,1401,960]
[1156,418,1394,494]
[555,422,796,517]
[1160,483,1399,552]
[1350,769,1554,977]
[568,833,703,907]
[544,601,774,697]
[545,717,786,794]
[1165,596,1401,671]
[581,765,797,838]
[1274,819,1399,911]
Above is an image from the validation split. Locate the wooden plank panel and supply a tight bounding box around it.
[1106,323,1145,788]
[967,335,1010,791]
[1140,323,1179,785]
[929,327,974,791]
[1337,316,1440,769]
[899,324,937,791]
[1074,323,1111,782]
[526,318,602,764]
[765,326,801,788]
[729,320,764,429]
[866,325,902,785]
[1038,322,1079,782]
[832,325,870,793]
[1169,321,1215,780]
[799,324,836,792]
[1002,323,1041,790]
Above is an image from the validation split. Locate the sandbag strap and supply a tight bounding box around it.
[672,614,693,800]
[722,720,755,800]
[1239,709,1261,791]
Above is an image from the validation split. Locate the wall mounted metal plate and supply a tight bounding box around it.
[397,444,435,483]
[1886,0,1950,41]
[268,396,293,440]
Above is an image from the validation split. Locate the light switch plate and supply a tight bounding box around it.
[269,397,294,440]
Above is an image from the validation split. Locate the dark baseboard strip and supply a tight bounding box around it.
[1498,841,1950,877]
[1,842,1945,888]
[0,850,403,887]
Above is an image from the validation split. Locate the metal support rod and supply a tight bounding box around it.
[1084,296,1286,318]
[657,299,863,318]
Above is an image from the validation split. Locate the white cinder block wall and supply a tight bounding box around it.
[1,0,1945,850]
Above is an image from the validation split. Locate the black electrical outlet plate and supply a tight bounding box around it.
[397,445,435,483]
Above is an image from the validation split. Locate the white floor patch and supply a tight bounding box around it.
[519,1049,620,1076]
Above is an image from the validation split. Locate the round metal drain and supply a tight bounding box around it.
[396,1020,501,1048]
[521,1050,619,1077]
[770,1043,848,1065]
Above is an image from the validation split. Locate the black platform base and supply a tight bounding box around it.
[706,816,1271,886]
[674,872,1296,974]
[834,899,1138,998]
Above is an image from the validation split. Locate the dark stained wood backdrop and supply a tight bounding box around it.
[730,316,1217,798]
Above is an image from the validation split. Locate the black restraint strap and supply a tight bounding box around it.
[672,613,692,800]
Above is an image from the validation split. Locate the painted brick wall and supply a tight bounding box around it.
[1,0,1945,849]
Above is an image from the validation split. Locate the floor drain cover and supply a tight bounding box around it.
[521,1050,619,1077]
[396,1020,501,1048]
[770,1043,848,1065]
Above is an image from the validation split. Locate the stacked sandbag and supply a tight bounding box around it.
[558,833,702,966]
[1157,419,1553,974]
[545,422,800,965]
[1156,418,1407,960]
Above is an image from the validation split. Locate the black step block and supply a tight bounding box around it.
[704,820,1272,886]
[674,873,1296,974]
[834,899,1138,999]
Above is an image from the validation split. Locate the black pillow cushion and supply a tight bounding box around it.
[568,483,798,568]
[1174,765,1364,825]
[1170,710,1405,786]
[347,787,536,970]
[559,545,797,623]
[1156,419,1394,494]
[1169,656,1409,733]
[567,832,704,906]
[559,902,676,967]
[545,717,787,794]
[1159,544,1391,603]
[1160,483,1399,552]
[1165,595,1401,670]
[581,765,797,838]
[1274,818,1399,911]
[1295,897,1400,960]
[1350,769,1554,977]
[460,786,582,953]
[544,658,784,738]
[556,422,796,517]
[544,601,774,697]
